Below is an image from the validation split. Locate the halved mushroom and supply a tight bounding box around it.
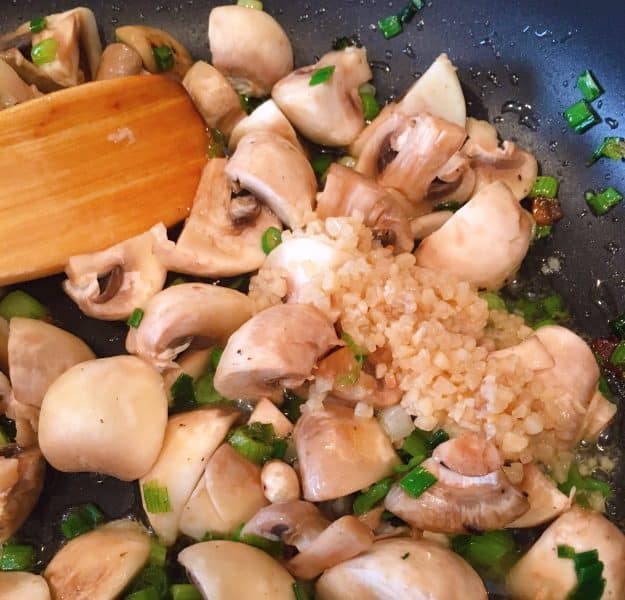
[0,59,39,108]
[384,434,529,533]
[95,42,143,80]
[208,5,293,96]
[229,99,302,152]
[179,541,295,599]
[214,304,340,403]
[507,506,625,599]
[579,388,616,442]
[415,181,533,290]
[249,398,294,438]
[0,445,45,543]
[125,283,254,371]
[115,25,192,79]
[272,47,372,146]
[0,48,62,93]
[294,403,400,501]
[316,164,414,253]
[0,572,50,600]
[316,538,488,600]
[39,356,168,481]
[44,520,150,600]
[225,131,317,228]
[63,228,167,320]
[424,151,477,206]
[153,160,281,278]
[182,61,246,135]
[140,407,239,545]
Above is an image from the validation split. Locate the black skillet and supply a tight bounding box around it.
[2,0,625,591]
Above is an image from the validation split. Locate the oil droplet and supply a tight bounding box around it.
[510,72,520,86]
[402,44,415,58]
[502,100,539,130]
[385,49,393,60]
[370,61,391,73]
[606,117,619,129]
[493,115,504,123]
[562,80,569,88]
[597,99,604,109]
[606,242,620,255]
[591,278,618,317]
[549,140,558,152]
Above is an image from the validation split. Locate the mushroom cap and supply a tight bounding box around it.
[63,228,167,320]
[507,506,625,599]
[0,59,38,108]
[95,42,143,81]
[125,283,254,371]
[415,181,533,290]
[0,572,50,600]
[294,403,400,501]
[316,538,487,600]
[410,210,454,239]
[579,388,617,442]
[225,131,317,228]
[214,303,340,403]
[140,407,239,545]
[44,520,150,600]
[153,160,281,279]
[182,61,245,135]
[208,6,293,97]
[178,540,295,599]
[272,47,372,146]
[39,356,168,481]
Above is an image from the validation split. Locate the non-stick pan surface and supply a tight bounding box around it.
[2,0,625,587]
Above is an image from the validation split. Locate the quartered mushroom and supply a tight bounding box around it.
[182,61,246,135]
[95,42,143,80]
[0,59,39,108]
[272,47,372,147]
[316,538,488,600]
[316,164,414,253]
[208,5,293,96]
[0,572,50,600]
[415,181,533,290]
[153,160,281,278]
[39,356,168,481]
[140,407,239,545]
[179,540,295,599]
[579,388,617,442]
[213,303,340,403]
[0,445,45,543]
[507,506,625,599]
[225,131,317,228]
[115,25,192,79]
[44,520,151,600]
[125,283,254,371]
[384,434,529,533]
[294,403,400,501]
[63,228,167,320]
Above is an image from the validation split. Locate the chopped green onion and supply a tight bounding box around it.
[533,224,553,240]
[341,332,367,366]
[125,588,160,600]
[556,545,606,600]
[359,92,380,122]
[31,37,57,65]
[558,463,611,498]
[598,375,613,400]
[207,127,226,158]
[149,538,167,567]
[210,348,223,371]
[480,291,507,312]
[0,290,48,321]
[126,308,144,328]
[429,429,449,448]
[557,544,576,559]
[170,373,196,410]
[228,422,278,464]
[127,564,169,599]
[411,0,424,8]
[569,578,606,600]
[293,581,315,600]
[353,477,394,515]
[170,584,202,600]
[152,45,174,72]
[452,531,517,577]
[237,0,264,9]
[29,17,47,33]
[282,390,305,423]
[609,313,625,339]
[309,65,336,86]
[261,226,282,254]
[201,530,227,542]
[239,94,264,114]
[399,465,437,498]
[585,187,623,216]
[0,428,10,447]
[563,100,600,133]
[401,431,429,464]
[433,200,462,212]
[610,341,625,366]
[529,175,559,199]
[311,153,333,178]
[511,294,569,328]
[61,503,104,540]
[231,522,245,542]
[589,137,625,165]
[194,371,228,406]
[378,14,403,39]
[577,70,603,102]
[142,481,172,513]
[0,545,34,571]
[239,532,285,558]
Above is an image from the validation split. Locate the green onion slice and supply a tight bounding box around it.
[194,371,228,406]
[170,584,203,600]
[311,153,333,178]
[149,538,167,567]
[610,341,625,366]
[261,226,282,254]
[589,137,625,165]
[609,313,625,339]
[452,530,517,577]
[359,91,380,122]
[31,37,57,65]
[61,503,104,540]
[125,587,160,600]
[533,224,553,240]
[127,307,144,328]
[577,70,603,102]
[399,465,437,498]
[586,187,624,216]
[563,100,600,133]
[142,481,172,513]
[228,422,278,464]
[282,390,305,423]
[293,581,315,600]
[558,463,611,498]
[529,175,559,199]
[0,544,34,571]
[239,532,285,558]
[152,45,174,71]
[0,290,49,321]
[29,16,47,33]
[309,65,336,86]
[480,291,507,312]
[378,14,403,39]
[170,373,196,410]
[557,545,606,600]
[353,477,394,515]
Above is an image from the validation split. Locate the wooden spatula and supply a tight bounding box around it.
[0,74,208,285]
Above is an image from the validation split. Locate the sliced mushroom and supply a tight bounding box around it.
[153,160,281,279]
[316,164,413,253]
[140,407,239,545]
[415,181,533,290]
[294,404,400,501]
[0,572,50,600]
[208,5,293,96]
[385,435,529,533]
[272,47,372,146]
[39,356,168,481]
[0,445,45,543]
[579,388,617,442]
[179,540,295,599]
[95,42,143,80]
[507,506,625,599]
[316,538,488,600]
[225,131,316,228]
[214,304,340,403]
[0,59,39,108]
[249,397,294,438]
[126,283,254,371]
[410,210,454,239]
[63,228,167,320]
[44,520,150,600]
[424,152,477,206]
[182,61,246,135]
[115,25,192,79]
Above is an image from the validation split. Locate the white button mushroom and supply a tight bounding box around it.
[0,572,50,600]
[95,43,143,80]
[0,59,39,109]
[249,398,294,438]
[38,355,168,481]
[579,388,616,442]
[261,460,300,503]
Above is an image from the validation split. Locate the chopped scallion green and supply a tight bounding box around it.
[340,332,367,366]
[29,16,47,33]
[261,226,282,254]
[0,428,10,447]
[127,307,144,328]
[529,175,559,199]
[353,477,394,515]
[126,564,169,598]
[237,0,264,9]
[170,584,203,600]
[557,544,576,559]
[0,544,34,571]
[282,390,305,423]
[610,341,625,366]
[31,37,57,65]
[585,187,623,216]
[598,374,613,400]
[558,463,611,499]
[61,503,104,540]
[577,70,603,102]
[563,100,600,133]
[194,371,229,406]
[401,430,429,464]
[309,65,336,86]
[170,373,196,410]
[452,531,517,577]
[210,347,223,371]
[0,290,49,321]
[533,224,553,240]
[152,45,174,71]
[149,538,167,567]
[399,465,437,498]
[480,291,507,312]
[125,587,160,600]
[239,532,285,558]
[311,153,333,178]
[589,137,625,165]
[239,94,264,114]
[293,581,315,600]
[359,91,381,122]
[142,481,172,513]
[609,313,625,339]
[228,422,278,464]
[378,14,403,39]
[556,544,605,600]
